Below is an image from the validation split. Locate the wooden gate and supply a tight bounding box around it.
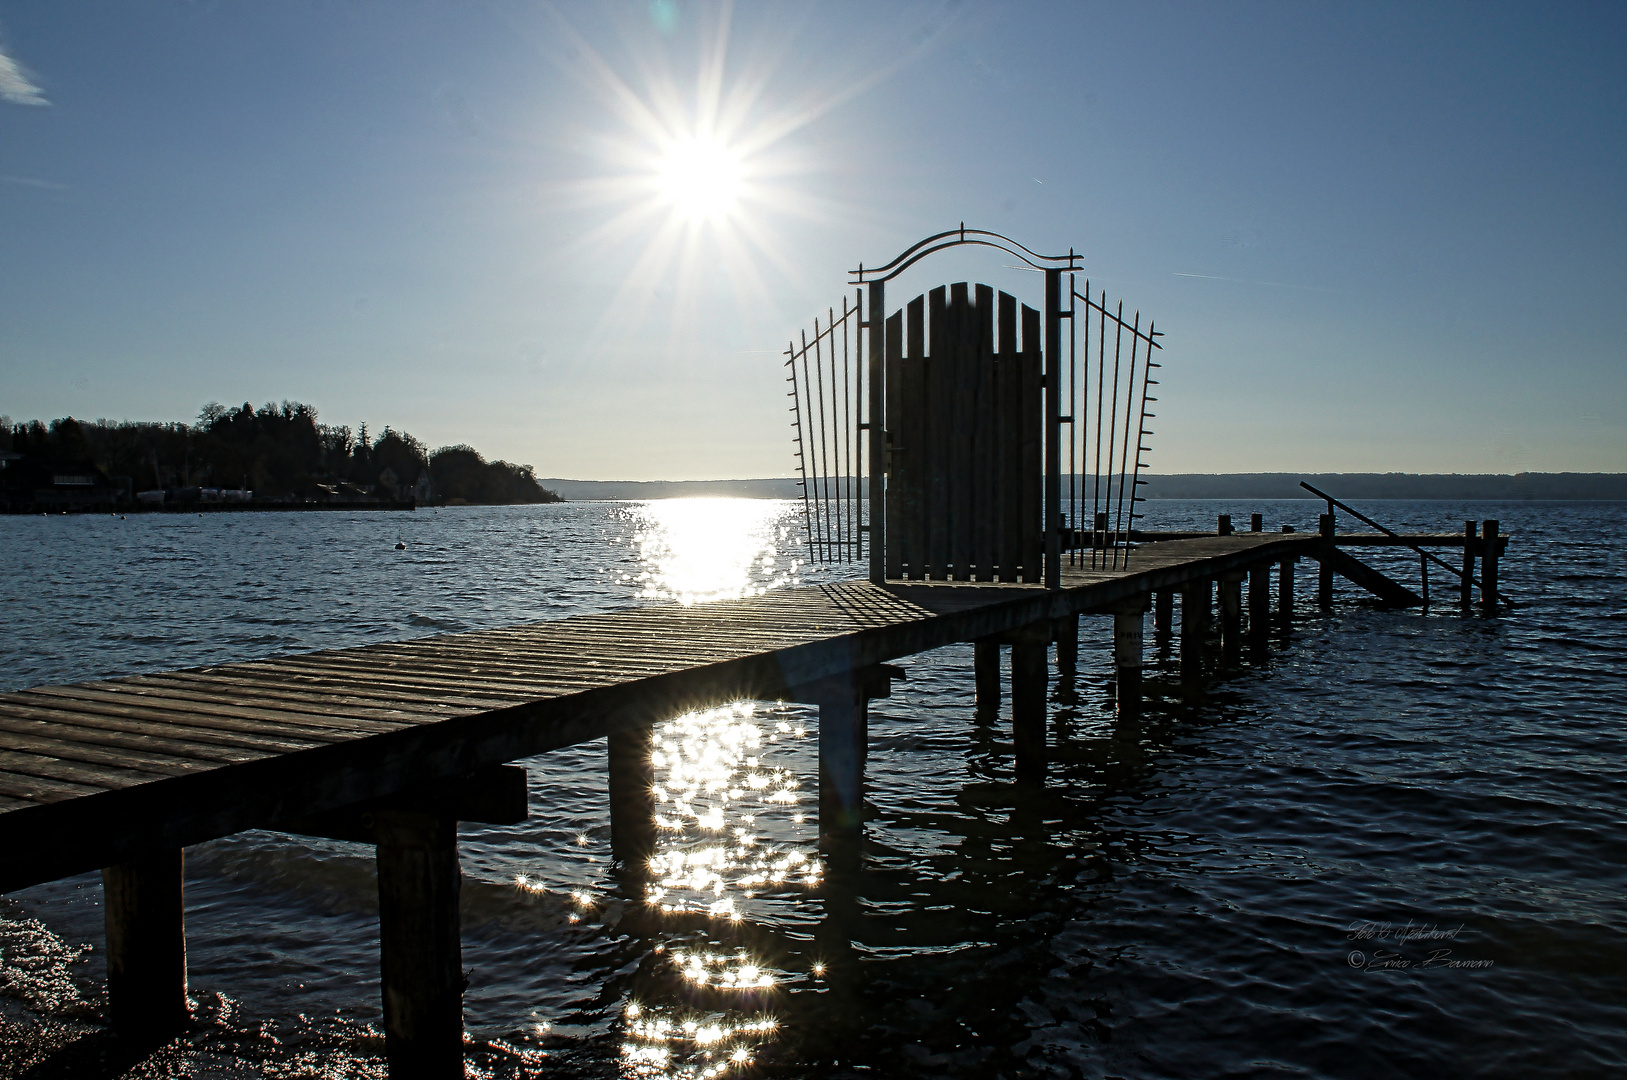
[786,227,1162,586]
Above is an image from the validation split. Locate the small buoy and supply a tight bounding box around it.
[396,540,406,550]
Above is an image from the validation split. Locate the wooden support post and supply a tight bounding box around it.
[1249,564,1270,638]
[1318,513,1335,607]
[974,639,1002,718]
[817,677,867,837]
[103,849,188,1037]
[1218,513,1233,536]
[1153,590,1174,634]
[1180,580,1210,684]
[1010,626,1049,782]
[1113,600,1148,719]
[1278,555,1296,627]
[376,810,464,1080]
[1053,614,1079,672]
[1460,520,1477,611]
[1250,513,1263,532]
[1219,573,1244,660]
[1481,519,1500,612]
[609,725,657,869]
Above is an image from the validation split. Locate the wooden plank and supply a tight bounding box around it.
[900,296,926,578]
[998,291,1021,582]
[0,748,173,791]
[0,700,332,755]
[0,713,291,764]
[19,685,422,737]
[0,728,243,777]
[948,282,974,581]
[926,286,949,580]
[884,309,905,580]
[972,283,996,581]
[1020,304,1044,582]
[0,766,111,803]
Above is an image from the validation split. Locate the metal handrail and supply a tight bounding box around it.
[851,224,1082,285]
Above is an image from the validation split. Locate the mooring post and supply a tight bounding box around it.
[1053,613,1079,672]
[609,724,657,870]
[1180,580,1210,684]
[103,849,188,1038]
[375,809,465,1080]
[1249,564,1270,639]
[1318,513,1336,607]
[816,674,868,838]
[1218,513,1233,536]
[1481,519,1500,612]
[1095,511,1109,556]
[1153,590,1174,634]
[1010,625,1050,782]
[974,639,1002,718]
[1460,520,1477,611]
[1113,598,1148,719]
[1250,513,1263,533]
[1219,573,1244,660]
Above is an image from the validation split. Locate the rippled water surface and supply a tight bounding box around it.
[2,499,1625,1078]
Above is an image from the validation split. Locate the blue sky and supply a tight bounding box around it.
[1,1,1622,479]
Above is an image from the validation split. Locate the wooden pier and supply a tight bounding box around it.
[0,522,1506,1076]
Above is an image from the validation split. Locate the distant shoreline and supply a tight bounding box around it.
[539,473,1627,502]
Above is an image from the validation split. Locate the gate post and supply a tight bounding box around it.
[868,280,887,584]
[1043,268,1062,589]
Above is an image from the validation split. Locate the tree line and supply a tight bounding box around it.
[1,401,561,505]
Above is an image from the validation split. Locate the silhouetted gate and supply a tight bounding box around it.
[785,227,1162,586]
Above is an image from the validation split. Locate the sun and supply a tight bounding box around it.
[655,133,745,224]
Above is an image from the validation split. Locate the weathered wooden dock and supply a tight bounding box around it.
[0,520,1507,1076]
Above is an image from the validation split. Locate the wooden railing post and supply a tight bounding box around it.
[1481,519,1500,612]
[376,809,464,1080]
[1318,513,1336,607]
[103,849,188,1038]
[1460,520,1477,610]
[609,724,657,870]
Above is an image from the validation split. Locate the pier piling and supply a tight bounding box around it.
[1180,580,1210,684]
[816,676,868,837]
[1318,514,1336,607]
[1054,614,1079,672]
[974,639,1002,717]
[1010,625,1050,781]
[1482,519,1500,612]
[103,849,188,1038]
[375,809,465,1080]
[1153,590,1174,634]
[1113,599,1148,719]
[609,725,658,868]
[1461,521,1477,610]
[1219,573,1244,661]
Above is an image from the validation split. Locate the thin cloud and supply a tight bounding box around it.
[1,175,63,189]
[0,45,49,106]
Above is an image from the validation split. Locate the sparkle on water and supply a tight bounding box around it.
[623,498,802,606]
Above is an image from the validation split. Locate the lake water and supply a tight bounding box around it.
[2,499,1625,1079]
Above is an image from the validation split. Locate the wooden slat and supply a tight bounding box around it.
[901,296,926,578]
[884,308,905,581]
[0,700,332,755]
[1020,303,1044,582]
[0,729,235,777]
[0,749,169,791]
[926,285,949,580]
[998,291,1021,583]
[972,283,996,581]
[0,768,108,804]
[948,282,973,581]
[0,713,290,764]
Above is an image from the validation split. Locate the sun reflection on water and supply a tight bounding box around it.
[624,499,801,605]
[618,700,819,1076]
